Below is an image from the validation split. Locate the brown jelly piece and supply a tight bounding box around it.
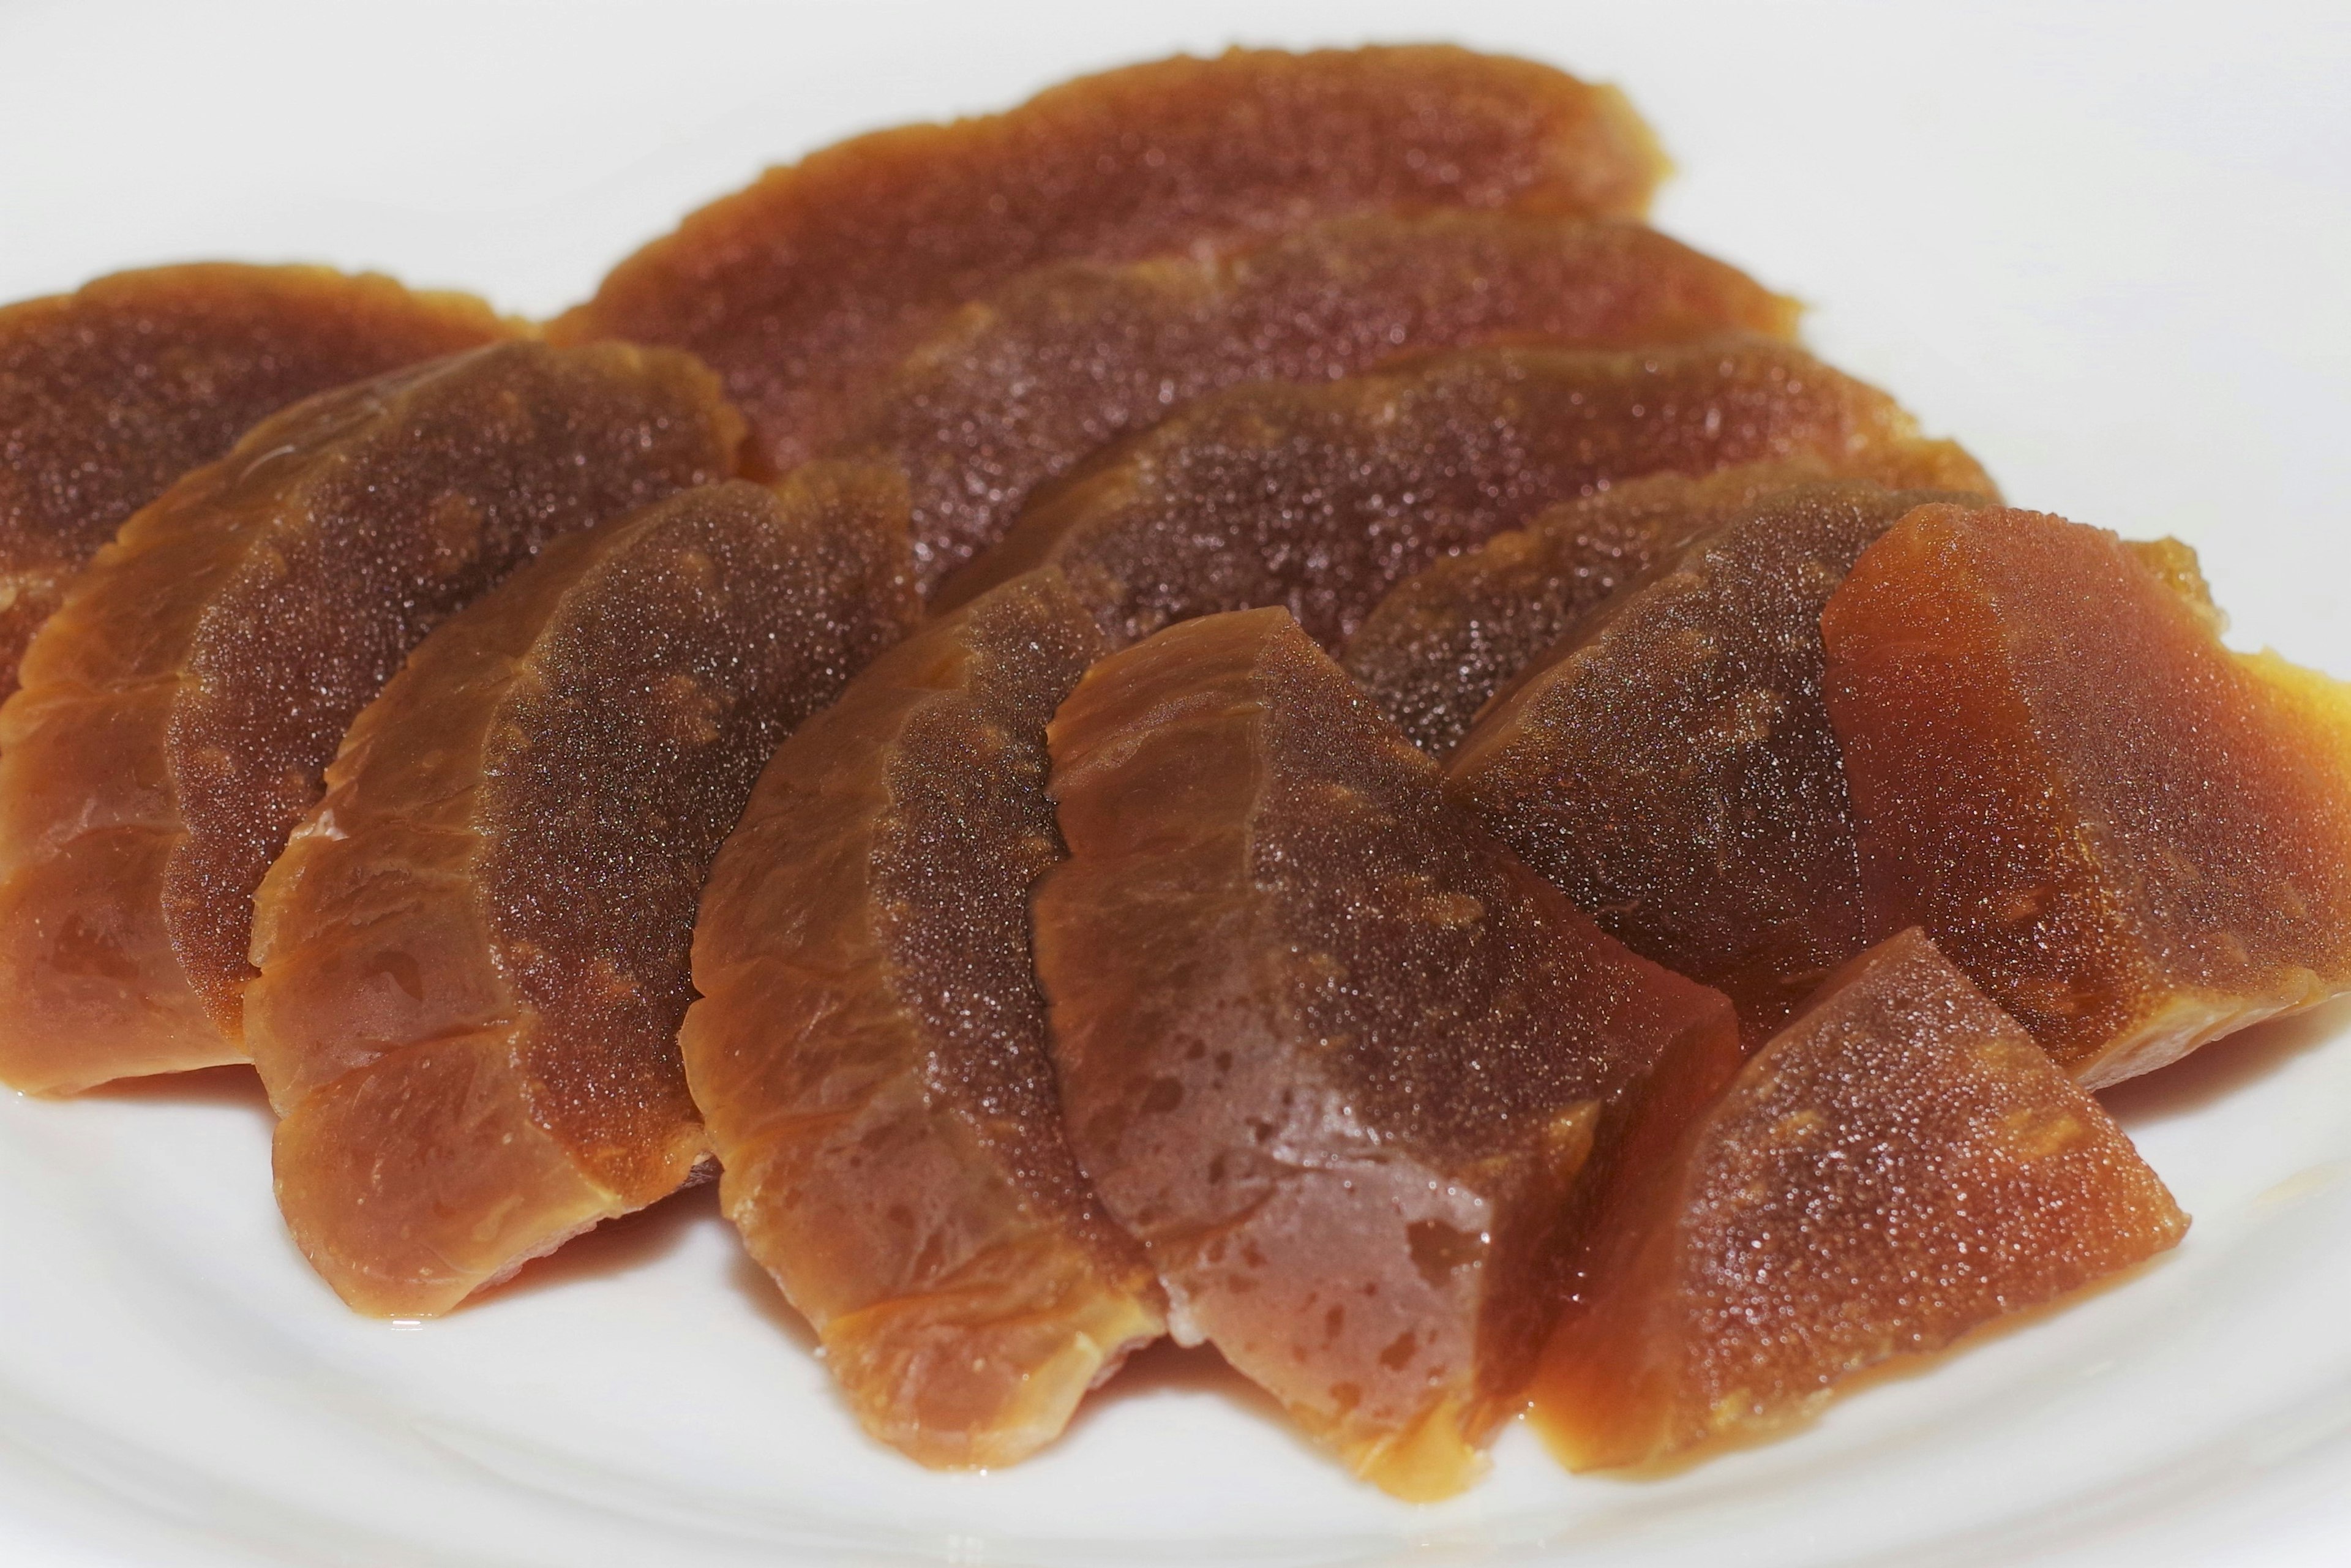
[246,473,915,1315]
[682,566,1161,1469]
[0,264,513,700]
[1346,460,1996,758]
[1036,607,1739,1499]
[0,342,741,1095]
[831,214,1796,590]
[936,338,1993,651]
[1449,481,1992,1033]
[552,46,1665,472]
[1534,928,2188,1471]
[1821,506,2351,1085]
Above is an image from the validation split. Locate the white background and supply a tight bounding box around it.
[2,2,2349,1564]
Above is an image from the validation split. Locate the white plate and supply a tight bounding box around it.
[4,2,2350,1564]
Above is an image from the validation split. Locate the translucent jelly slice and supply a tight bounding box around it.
[1037,607,1738,1499]
[1450,481,1990,1033]
[0,264,512,699]
[247,474,914,1315]
[683,568,1162,1469]
[552,45,1665,471]
[1345,462,1996,759]
[1822,506,2351,1086]
[1535,928,2186,1471]
[0,342,741,1094]
[936,338,1993,651]
[831,214,1794,590]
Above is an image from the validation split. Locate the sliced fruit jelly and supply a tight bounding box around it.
[1037,606,1738,1499]
[1535,928,2186,1471]
[1822,505,2351,1086]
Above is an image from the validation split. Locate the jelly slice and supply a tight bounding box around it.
[552,46,1665,471]
[1449,481,1990,1032]
[247,473,914,1315]
[936,339,1993,650]
[1345,461,1995,758]
[682,567,1162,1469]
[1036,607,1739,1499]
[0,264,512,699]
[831,214,1795,590]
[0,342,741,1094]
[1821,505,2351,1085]
[1534,928,2187,1471]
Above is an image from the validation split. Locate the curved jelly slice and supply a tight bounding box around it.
[1534,928,2187,1471]
[831,214,1795,590]
[552,45,1665,471]
[247,473,915,1315]
[0,264,513,699]
[0,341,741,1094]
[936,338,1993,650]
[1449,481,1991,1032]
[1344,460,1996,758]
[1822,505,2351,1086]
[683,567,1161,1469]
[1037,607,1738,1499]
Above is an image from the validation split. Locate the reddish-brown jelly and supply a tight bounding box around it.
[682,567,1162,1469]
[1037,607,1738,1499]
[1822,506,2351,1085]
[247,473,914,1315]
[831,214,1794,589]
[1535,929,2187,1470]
[552,46,1666,471]
[0,264,512,699]
[0,342,741,1094]
[936,339,1993,651]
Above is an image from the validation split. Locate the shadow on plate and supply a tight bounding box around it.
[478,1179,736,1306]
[75,1062,275,1122]
[2100,993,2351,1131]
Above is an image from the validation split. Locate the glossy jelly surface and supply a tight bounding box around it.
[0,264,512,699]
[937,339,1992,651]
[1823,506,2351,1086]
[1344,462,1993,758]
[1452,481,1989,1032]
[1037,607,1737,1499]
[0,342,740,1094]
[553,45,1665,471]
[249,474,915,1315]
[683,568,1161,1469]
[833,214,1794,590]
[1535,928,2188,1471]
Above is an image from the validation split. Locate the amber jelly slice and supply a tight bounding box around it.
[247,474,913,1314]
[683,567,1161,1469]
[832,214,1794,590]
[1345,461,1997,759]
[937,338,1993,651]
[0,264,512,700]
[1037,607,1738,1499]
[1535,929,2187,1471]
[1822,506,2351,1086]
[1450,481,1992,1032]
[552,45,1665,472]
[0,342,741,1094]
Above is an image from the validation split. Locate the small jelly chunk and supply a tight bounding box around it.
[0,342,741,1094]
[1450,481,1990,1032]
[1534,928,2188,1471]
[0,264,512,699]
[1037,607,1739,1499]
[936,339,1993,651]
[553,46,1665,471]
[247,474,915,1315]
[683,568,1162,1469]
[1822,506,2351,1085]
[831,214,1796,589]
[1346,461,1995,757]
